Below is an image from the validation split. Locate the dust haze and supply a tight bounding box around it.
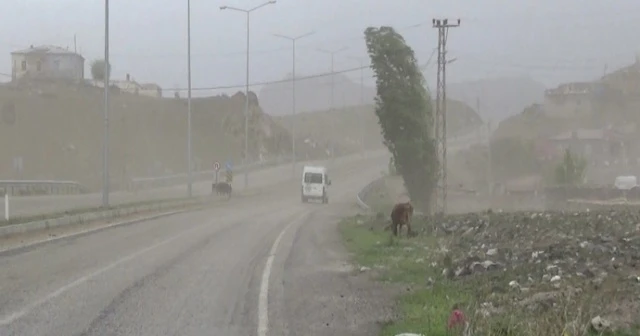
[1,0,639,204]
[2,1,640,335]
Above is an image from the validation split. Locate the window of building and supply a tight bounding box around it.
[21,60,26,71]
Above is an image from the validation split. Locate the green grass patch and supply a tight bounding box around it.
[340,216,471,335]
[339,214,640,336]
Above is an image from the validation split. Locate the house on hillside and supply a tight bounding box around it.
[600,56,640,96]
[91,73,162,98]
[140,83,162,98]
[547,128,623,161]
[10,45,85,82]
[543,82,603,118]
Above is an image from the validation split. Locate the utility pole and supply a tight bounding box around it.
[220,1,276,189]
[478,97,493,196]
[273,31,315,175]
[317,47,348,161]
[102,0,110,207]
[432,18,460,215]
[348,56,367,155]
[187,0,193,197]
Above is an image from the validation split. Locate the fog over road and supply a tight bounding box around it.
[0,151,386,218]
[0,151,390,336]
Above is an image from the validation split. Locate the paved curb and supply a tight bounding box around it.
[0,198,206,239]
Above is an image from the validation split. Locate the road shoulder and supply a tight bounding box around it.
[272,203,403,336]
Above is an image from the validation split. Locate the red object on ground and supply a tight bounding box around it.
[448,309,466,329]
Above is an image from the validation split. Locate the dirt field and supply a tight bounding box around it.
[0,80,299,191]
[340,210,640,336]
[350,170,639,335]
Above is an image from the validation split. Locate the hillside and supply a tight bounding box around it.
[274,100,483,156]
[258,73,376,116]
[260,74,545,126]
[447,76,547,122]
[0,81,298,191]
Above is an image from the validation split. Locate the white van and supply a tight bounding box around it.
[301,165,331,203]
[614,175,637,190]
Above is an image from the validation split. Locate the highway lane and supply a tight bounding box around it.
[0,151,388,336]
[1,151,388,219]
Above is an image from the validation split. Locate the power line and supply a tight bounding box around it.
[171,64,370,92]
[106,20,434,60]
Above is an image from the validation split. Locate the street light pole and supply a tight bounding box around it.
[186,0,193,197]
[220,0,276,189]
[102,0,110,207]
[348,56,366,155]
[273,31,315,175]
[317,47,348,160]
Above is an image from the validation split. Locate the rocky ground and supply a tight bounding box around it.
[340,209,640,336]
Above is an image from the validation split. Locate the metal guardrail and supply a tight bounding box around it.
[0,180,87,196]
[128,126,482,193]
[356,179,376,211]
[128,156,294,192]
[357,176,431,215]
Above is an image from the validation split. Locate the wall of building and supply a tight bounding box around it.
[543,93,593,118]
[139,87,162,98]
[11,53,84,81]
[44,54,84,81]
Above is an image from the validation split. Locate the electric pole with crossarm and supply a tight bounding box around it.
[433,18,460,215]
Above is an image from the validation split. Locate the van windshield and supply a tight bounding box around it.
[304,172,323,184]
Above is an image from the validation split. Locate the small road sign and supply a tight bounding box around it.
[225,161,233,171]
[214,161,221,171]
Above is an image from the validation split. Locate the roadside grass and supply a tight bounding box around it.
[340,217,471,336]
[339,214,640,336]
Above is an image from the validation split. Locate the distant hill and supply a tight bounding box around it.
[0,81,298,191]
[446,76,547,122]
[274,99,483,157]
[258,73,485,130]
[258,73,376,116]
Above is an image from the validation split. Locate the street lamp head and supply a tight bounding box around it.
[268,0,276,3]
[220,5,227,10]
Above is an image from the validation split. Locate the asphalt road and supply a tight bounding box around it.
[1,151,387,219]
[0,151,391,336]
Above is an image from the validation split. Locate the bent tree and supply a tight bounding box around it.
[364,26,438,212]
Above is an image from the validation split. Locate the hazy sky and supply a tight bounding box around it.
[1,0,639,97]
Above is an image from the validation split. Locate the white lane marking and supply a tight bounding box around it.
[0,218,206,326]
[257,212,307,336]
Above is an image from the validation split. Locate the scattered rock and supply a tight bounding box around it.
[374,209,640,333]
[590,315,611,333]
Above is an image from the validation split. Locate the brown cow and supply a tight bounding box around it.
[384,201,415,237]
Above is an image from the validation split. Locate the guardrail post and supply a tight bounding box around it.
[4,192,9,221]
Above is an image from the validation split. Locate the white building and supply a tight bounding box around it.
[11,45,85,82]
